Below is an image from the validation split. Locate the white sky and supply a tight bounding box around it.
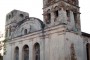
[0,0,90,34]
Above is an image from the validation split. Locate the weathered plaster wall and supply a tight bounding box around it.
[4,23,87,60]
[4,25,67,60]
[65,32,85,60]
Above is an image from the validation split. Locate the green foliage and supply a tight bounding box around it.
[2,39,8,43]
[2,39,7,55]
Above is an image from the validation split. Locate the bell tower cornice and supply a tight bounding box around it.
[43,0,79,9]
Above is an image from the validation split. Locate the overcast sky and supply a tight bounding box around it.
[0,0,90,34]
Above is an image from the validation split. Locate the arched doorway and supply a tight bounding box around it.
[14,47,19,60]
[86,43,90,60]
[33,43,40,60]
[23,45,29,60]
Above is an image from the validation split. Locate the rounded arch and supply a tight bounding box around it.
[15,46,19,50]
[54,6,58,10]
[53,6,59,22]
[33,43,40,51]
[14,46,19,60]
[22,44,29,60]
[33,42,40,60]
[23,44,29,49]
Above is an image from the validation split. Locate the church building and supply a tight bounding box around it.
[3,0,90,60]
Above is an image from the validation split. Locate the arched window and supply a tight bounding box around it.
[73,12,77,23]
[54,6,59,22]
[33,43,40,60]
[14,47,19,60]
[23,45,29,60]
[54,10,58,17]
[24,29,27,35]
[54,6,59,18]
[86,43,90,60]
[47,13,51,23]
[66,10,70,22]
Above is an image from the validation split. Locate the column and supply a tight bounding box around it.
[19,45,23,60]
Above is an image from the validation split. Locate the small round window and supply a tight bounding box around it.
[20,14,24,17]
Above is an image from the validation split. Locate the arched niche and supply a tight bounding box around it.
[14,46,19,60]
[33,43,40,60]
[22,45,29,60]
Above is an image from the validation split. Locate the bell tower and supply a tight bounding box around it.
[43,0,81,33]
[5,10,29,39]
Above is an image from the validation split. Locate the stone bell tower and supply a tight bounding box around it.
[43,0,81,33]
[42,1,85,60]
[5,10,29,39]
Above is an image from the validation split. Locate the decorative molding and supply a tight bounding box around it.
[9,42,15,46]
[57,30,66,35]
[19,41,23,44]
[29,38,33,42]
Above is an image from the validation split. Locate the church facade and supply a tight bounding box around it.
[3,0,90,60]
